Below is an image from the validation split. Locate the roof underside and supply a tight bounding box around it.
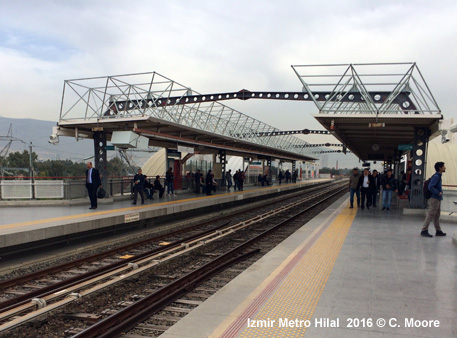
[314,114,441,161]
[58,117,317,162]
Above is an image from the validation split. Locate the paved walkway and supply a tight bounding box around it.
[162,196,457,338]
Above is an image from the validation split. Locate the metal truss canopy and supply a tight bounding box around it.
[292,62,440,115]
[59,72,318,161]
[314,114,441,161]
[293,62,442,161]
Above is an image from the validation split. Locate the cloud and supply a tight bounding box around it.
[0,0,456,168]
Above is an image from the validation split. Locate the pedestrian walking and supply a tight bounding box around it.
[370,169,381,207]
[132,168,146,204]
[348,168,361,208]
[380,169,397,210]
[357,168,373,210]
[421,162,447,237]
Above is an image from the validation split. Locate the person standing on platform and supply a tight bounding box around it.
[258,173,264,186]
[370,169,381,207]
[348,168,361,209]
[239,170,245,191]
[292,170,298,183]
[153,175,165,198]
[166,167,177,196]
[226,169,233,191]
[278,170,284,185]
[233,170,239,191]
[195,169,202,194]
[85,162,102,210]
[357,168,373,210]
[206,169,214,196]
[285,169,291,183]
[132,168,146,205]
[380,169,397,210]
[421,162,447,237]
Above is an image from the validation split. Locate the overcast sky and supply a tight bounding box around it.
[1,0,456,167]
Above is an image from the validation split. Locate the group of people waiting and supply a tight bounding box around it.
[348,162,448,239]
[194,169,218,196]
[133,165,301,203]
[348,167,398,210]
[132,166,181,204]
[277,169,298,185]
[226,169,245,191]
[131,168,167,204]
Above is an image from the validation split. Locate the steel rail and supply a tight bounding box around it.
[0,183,345,332]
[74,185,346,338]
[0,182,332,292]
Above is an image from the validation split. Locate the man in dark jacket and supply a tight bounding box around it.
[85,162,102,209]
[421,162,447,237]
[371,169,381,207]
[132,168,146,204]
[357,168,373,210]
[206,170,214,196]
[380,170,397,210]
[348,168,361,208]
[195,169,202,194]
[153,175,165,198]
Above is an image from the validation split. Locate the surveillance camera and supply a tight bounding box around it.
[441,136,450,144]
[49,134,59,144]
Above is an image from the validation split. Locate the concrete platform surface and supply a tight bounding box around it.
[0,179,330,249]
[161,196,457,338]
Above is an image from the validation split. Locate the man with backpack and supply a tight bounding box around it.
[421,162,447,237]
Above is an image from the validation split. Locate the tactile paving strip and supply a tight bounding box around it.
[216,203,356,338]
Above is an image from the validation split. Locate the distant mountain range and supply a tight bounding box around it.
[0,116,357,168]
[0,116,155,166]
[0,116,94,161]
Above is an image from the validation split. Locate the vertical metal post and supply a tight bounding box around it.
[219,150,226,187]
[93,131,108,193]
[29,142,35,200]
[409,127,428,209]
[393,150,400,180]
[267,157,272,184]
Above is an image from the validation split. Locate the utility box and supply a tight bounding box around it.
[110,131,149,150]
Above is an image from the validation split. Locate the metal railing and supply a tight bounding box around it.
[0,174,325,200]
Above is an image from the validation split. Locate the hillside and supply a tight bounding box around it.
[0,116,93,161]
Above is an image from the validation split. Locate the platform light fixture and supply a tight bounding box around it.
[368,123,385,128]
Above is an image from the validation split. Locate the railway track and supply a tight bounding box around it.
[0,181,346,337]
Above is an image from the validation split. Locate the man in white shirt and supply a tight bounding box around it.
[357,168,373,210]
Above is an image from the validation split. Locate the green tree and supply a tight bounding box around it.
[108,157,129,177]
[5,150,38,168]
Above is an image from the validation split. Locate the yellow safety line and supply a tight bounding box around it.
[0,180,329,231]
[210,200,356,338]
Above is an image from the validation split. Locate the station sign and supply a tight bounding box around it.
[398,144,413,151]
[178,145,194,154]
[167,149,182,158]
[105,145,115,151]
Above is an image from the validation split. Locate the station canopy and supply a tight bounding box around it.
[57,72,320,162]
[292,63,442,161]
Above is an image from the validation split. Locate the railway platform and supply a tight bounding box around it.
[0,179,330,255]
[161,195,457,338]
